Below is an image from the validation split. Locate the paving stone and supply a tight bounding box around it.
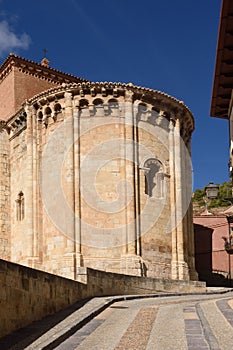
[2,290,233,350]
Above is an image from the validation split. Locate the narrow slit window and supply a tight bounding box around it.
[16,191,24,221]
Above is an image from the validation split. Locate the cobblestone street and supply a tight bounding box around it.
[54,292,233,350]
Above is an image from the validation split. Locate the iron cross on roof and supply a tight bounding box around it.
[43,48,48,58]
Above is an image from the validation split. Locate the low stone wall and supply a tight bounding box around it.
[0,259,206,338]
[85,268,206,296]
[0,259,87,338]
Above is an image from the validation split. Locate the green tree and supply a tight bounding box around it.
[193,188,205,207]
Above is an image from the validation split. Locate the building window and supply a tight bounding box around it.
[16,191,24,221]
[144,158,164,198]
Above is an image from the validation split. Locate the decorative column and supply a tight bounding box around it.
[64,92,76,279]
[169,117,179,280]
[31,106,39,266]
[174,117,189,280]
[22,104,40,268]
[133,104,141,257]
[120,90,142,276]
[25,103,34,263]
[73,100,83,275]
[36,106,44,268]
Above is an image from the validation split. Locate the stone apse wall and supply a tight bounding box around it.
[0,82,197,281]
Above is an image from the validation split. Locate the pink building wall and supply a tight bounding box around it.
[194,215,233,286]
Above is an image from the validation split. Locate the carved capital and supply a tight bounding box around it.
[64,92,72,100]
[159,110,166,117]
[113,88,118,97]
[125,89,134,102]
[169,118,175,131]
[64,92,73,109]
[90,87,96,97]
[24,101,32,116]
[101,87,107,97]
[79,89,85,97]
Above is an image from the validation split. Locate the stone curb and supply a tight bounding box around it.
[8,289,233,350]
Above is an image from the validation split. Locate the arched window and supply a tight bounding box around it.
[45,106,52,116]
[92,98,104,116]
[79,99,89,117]
[108,98,119,116]
[16,191,24,221]
[137,103,148,122]
[152,106,159,114]
[138,103,147,113]
[54,103,62,113]
[93,98,104,106]
[79,99,89,108]
[38,111,43,121]
[144,158,164,198]
[108,98,119,108]
[53,103,62,121]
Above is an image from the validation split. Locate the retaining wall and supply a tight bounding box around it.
[0,259,205,337]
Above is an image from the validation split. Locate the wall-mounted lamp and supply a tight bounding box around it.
[204,182,219,200]
[203,182,219,213]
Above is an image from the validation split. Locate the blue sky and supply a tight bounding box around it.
[0,0,225,190]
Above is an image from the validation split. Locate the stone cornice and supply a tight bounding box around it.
[5,82,195,143]
[3,62,194,134]
[0,53,89,85]
[27,81,194,130]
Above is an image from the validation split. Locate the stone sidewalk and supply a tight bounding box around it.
[56,289,233,350]
[0,288,232,350]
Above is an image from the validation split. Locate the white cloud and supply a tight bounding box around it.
[0,20,30,57]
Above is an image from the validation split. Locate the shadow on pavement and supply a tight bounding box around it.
[0,298,90,350]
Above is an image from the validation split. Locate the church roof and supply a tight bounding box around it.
[0,53,89,85]
[211,0,233,119]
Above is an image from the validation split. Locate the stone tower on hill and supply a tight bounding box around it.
[0,54,197,281]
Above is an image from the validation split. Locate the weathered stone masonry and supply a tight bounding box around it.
[0,54,197,282]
